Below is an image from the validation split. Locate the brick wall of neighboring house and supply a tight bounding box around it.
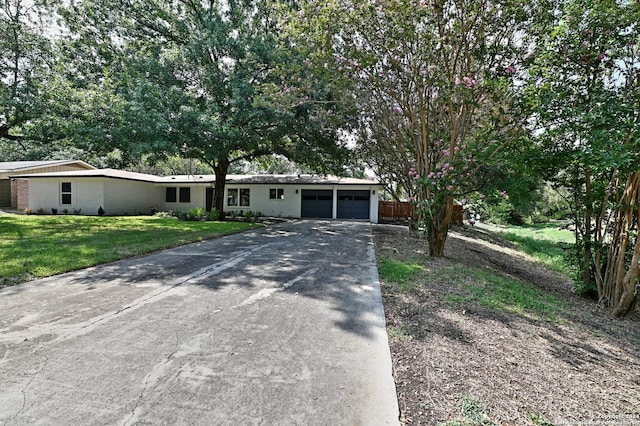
[12,179,29,210]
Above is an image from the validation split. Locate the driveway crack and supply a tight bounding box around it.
[10,353,48,424]
[122,330,180,426]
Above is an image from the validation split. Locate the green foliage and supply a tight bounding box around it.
[480,196,514,226]
[438,394,496,426]
[491,223,576,277]
[378,258,425,293]
[208,208,220,221]
[0,0,56,144]
[526,0,640,313]
[185,208,206,222]
[445,265,566,321]
[52,0,352,216]
[529,413,554,426]
[386,325,414,341]
[292,0,538,256]
[0,215,260,286]
[153,211,175,219]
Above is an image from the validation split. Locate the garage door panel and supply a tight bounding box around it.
[337,190,370,220]
[301,190,333,218]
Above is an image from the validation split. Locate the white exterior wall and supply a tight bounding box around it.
[224,184,301,217]
[224,184,382,223]
[160,185,207,212]
[27,177,107,215]
[370,187,381,224]
[26,178,382,222]
[28,177,163,215]
[27,179,67,213]
[103,179,164,215]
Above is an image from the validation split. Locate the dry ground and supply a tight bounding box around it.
[373,223,640,426]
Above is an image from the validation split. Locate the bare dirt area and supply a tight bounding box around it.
[373,223,640,426]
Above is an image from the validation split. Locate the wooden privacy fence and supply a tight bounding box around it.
[378,201,416,221]
[378,201,463,225]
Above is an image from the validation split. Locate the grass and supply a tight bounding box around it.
[482,222,576,277]
[379,223,573,322]
[444,265,567,321]
[438,394,495,426]
[387,325,414,341]
[378,258,425,292]
[0,215,260,285]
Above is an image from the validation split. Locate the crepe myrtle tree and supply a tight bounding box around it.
[528,0,640,316]
[290,0,532,256]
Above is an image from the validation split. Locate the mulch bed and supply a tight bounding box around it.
[373,223,640,426]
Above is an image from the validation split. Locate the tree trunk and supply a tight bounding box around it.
[213,159,230,221]
[600,171,640,317]
[582,168,593,288]
[428,196,454,257]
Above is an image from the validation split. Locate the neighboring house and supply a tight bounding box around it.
[12,166,383,223]
[0,160,96,208]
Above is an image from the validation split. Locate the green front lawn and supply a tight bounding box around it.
[0,215,260,285]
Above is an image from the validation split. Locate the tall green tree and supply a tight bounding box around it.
[529,0,640,316]
[290,0,535,256]
[0,0,55,146]
[58,0,350,216]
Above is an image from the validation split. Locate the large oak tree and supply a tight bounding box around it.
[57,0,351,216]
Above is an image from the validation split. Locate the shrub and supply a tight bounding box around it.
[24,208,32,215]
[208,208,220,221]
[36,208,45,215]
[62,209,69,215]
[183,207,206,221]
[98,206,105,216]
[243,211,253,221]
[73,208,82,215]
[153,211,176,218]
[51,208,58,215]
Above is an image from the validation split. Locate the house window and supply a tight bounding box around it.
[179,187,191,203]
[227,188,250,207]
[240,188,250,206]
[227,188,238,206]
[166,188,177,202]
[270,188,284,200]
[61,182,72,205]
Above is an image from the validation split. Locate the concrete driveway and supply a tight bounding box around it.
[0,220,399,425]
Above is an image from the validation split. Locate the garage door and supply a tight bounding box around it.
[337,190,370,220]
[301,190,333,218]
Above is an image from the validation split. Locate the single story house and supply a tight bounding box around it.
[0,160,95,208]
[10,166,383,223]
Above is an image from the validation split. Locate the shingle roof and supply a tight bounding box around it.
[0,160,95,172]
[13,169,380,185]
[224,174,379,185]
[12,168,163,182]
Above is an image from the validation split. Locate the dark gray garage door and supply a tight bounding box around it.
[337,190,370,220]
[301,190,333,218]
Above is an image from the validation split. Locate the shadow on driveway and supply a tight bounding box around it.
[0,220,399,425]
